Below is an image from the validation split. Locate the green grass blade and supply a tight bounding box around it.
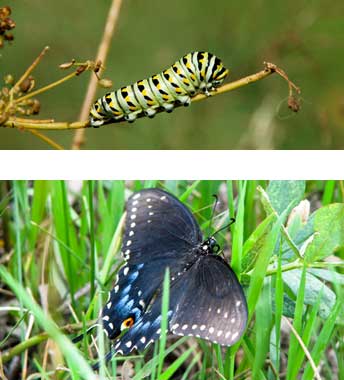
[159,347,194,380]
[286,262,307,380]
[322,180,336,206]
[302,300,342,380]
[158,267,170,377]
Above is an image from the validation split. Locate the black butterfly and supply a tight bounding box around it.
[97,188,247,359]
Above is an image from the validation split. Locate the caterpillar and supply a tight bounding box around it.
[89,51,228,127]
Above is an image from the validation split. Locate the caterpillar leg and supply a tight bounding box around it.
[90,117,105,128]
[124,109,144,123]
[162,102,175,113]
[178,95,191,107]
[144,108,158,118]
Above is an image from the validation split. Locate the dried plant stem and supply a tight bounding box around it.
[2,62,299,132]
[3,119,86,130]
[13,71,78,106]
[9,46,50,98]
[71,0,123,150]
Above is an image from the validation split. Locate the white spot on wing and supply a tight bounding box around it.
[160,196,166,200]
[172,323,179,330]
[232,331,239,340]
[126,240,132,246]
[149,212,154,216]
[123,267,129,276]
[103,315,110,321]
[182,324,188,330]
[125,341,132,348]
[109,323,114,329]
[107,302,112,309]
[114,285,119,293]
[129,231,134,237]
[130,222,136,228]
[130,214,136,220]
[231,317,236,324]
[140,336,146,343]
[217,330,223,337]
[192,324,197,330]
[131,207,137,212]
[200,325,206,331]
[133,193,141,200]
[236,301,241,307]
[209,327,214,334]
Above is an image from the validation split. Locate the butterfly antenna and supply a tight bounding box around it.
[207,194,219,237]
[213,217,236,237]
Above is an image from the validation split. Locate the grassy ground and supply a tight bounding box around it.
[0,180,343,379]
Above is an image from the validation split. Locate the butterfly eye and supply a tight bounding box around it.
[121,317,135,331]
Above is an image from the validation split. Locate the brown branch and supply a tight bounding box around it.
[71,0,123,150]
[1,62,300,132]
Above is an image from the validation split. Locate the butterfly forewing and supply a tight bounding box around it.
[102,188,202,339]
[170,255,247,346]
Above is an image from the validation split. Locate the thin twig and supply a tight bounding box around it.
[71,0,123,150]
[13,71,78,105]
[9,46,50,97]
[3,120,87,130]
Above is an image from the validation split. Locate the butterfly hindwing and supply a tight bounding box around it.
[169,255,248,346]
[111,255,247,354]
[112,294,172,355]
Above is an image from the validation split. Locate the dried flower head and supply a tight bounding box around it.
[0,6,16,47]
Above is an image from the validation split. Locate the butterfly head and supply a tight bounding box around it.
[201,236,220,254]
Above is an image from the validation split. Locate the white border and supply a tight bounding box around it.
[0,150,342,180]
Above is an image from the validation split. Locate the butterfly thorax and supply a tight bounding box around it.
[199,236,220,255]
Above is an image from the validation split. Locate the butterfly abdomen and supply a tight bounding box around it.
[89,51,228,127]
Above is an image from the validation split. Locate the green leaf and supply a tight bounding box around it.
[242,213,274,273]
[283,269,336,319]
[306,203,344,261]
[267,181,305,215]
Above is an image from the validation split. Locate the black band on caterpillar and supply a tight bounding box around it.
[89,51,228,128]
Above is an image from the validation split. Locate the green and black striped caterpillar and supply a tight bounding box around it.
[89,51,228,127]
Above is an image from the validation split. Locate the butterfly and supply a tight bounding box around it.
[96,188,247,360]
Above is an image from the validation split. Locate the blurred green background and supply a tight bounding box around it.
[1,0,343,149]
